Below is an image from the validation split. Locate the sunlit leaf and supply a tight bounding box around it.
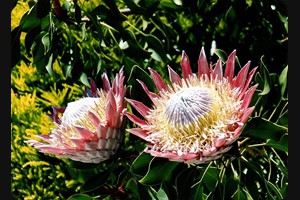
[157,187,169,200]
[278,65,288,99]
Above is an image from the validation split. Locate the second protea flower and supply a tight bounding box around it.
[125,47,258,164]
[25,68,126,163]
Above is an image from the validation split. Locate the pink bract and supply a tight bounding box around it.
[25,68,126,163]
[125,47,258,164]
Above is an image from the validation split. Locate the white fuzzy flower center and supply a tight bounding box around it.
[165,87,212,127]
[61,97,100,125]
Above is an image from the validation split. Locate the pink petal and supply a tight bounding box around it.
[126,128,148,140]
[181,51,193,79]
[106,102,116,127]
[112,67,125,94]
[241,84,258,110]
[198,47,209,77]
[212,59,223,80]
[137,79,159,103]
[202,146,217,156]
[224,50,236,83]
[167,65,181,85]
[88,111,101,126]
[96,124,108,139]
[240,106,255,124]
[108,90,117,112]
[233,61,251,89]
[102,72,111,92]
[180,153,198,160]
[149,68,168,92]
[89,78,98,96]
[75,126,97,141]
[69,139,85,149]
[239,66,258,97]
[214,135,227,148]
[124,112,148,127]
[125,98,150,119]
[145,149,181,160]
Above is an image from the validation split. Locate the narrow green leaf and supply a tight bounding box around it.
[45,53,54,76]
[266,180,283,199]
[242,117,287,141]
[242,188,254,200]
[258,58,271,96]
[278,65,288,99]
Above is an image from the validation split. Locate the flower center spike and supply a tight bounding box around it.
[165,87,213,127]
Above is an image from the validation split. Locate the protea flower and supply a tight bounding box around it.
[125,48,258,164]
[25,68,126,163]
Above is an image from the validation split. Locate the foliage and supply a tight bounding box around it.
[11,63,85,199]
[11,0,288,199]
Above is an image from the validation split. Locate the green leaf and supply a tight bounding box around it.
[145,34,167,62]
[242,117,287,141]
[266,180,283,199]
[67,194,94,200]
[190,182,204,200]
[41,33,50,52]
[232,188,247,200]
[265,134,288,152]
[45,53,54,76]
[202,167,219,191]
[139,157,179,186]
[258,58,271,96]
[19,7,41,31]
[36,0,50,19]
[175,167,196,200]
[123,0,147,14]
[80,72,90,88]
[130,152,154,179]
[278,65,288,99]
[80,169,111,193]
[157,187,169,200]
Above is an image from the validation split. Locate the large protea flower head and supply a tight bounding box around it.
[125,48,258,164]
[25,68,126,163]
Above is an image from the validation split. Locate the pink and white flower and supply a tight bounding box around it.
[125,48,258,164]
[25,68,126,163]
